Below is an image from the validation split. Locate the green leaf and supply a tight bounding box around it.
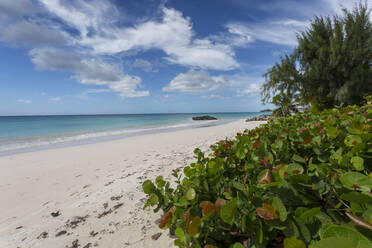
[232,181,246,192]
[321,224,372,248]
[299,207,321,222]
[325,126,339,138]
[142,180,156,194]
[232,243,245,248]
[175,227,185,242]
[272,197,287,221]
[340,172,372,191]
[220,198,237,224]
[344,135,362,147]
[341,192,372,204]
[351,156,364,171]
[292,154,305,163]
[148,193,159,206]
[310,237,355,248]
[185,188,196,200]
[283,237,306,248]
[186,216,201,237]
[287,163,304,175]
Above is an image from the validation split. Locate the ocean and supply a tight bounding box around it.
[0,112,265,155]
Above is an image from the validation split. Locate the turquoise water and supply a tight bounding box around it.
[0,112,265,154]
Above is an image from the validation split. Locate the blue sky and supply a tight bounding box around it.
[0,0,361,115]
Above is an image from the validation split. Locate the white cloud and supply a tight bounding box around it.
[226,20,308,47]
[48,97,61,102]
[30,48,149,98]
[237,83,261,96]
[133,59,153,72]
[38,2,239,70]
[1,21,66,46]
[201,94,231,100]
[17,99,32,103]
[163,69,231,93]
[163,69,264,95]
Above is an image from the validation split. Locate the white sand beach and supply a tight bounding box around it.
[0,120,265,248]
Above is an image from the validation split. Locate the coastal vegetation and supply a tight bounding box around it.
[142,2,372,247]
[262,2,372,116]
[143,96,372,247]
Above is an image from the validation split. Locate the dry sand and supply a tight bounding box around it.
[0,120,265,248]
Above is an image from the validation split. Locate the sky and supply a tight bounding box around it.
[0,0,365,115]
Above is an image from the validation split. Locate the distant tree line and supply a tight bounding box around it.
[262,1,372,116]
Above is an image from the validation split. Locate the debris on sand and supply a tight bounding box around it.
[152,232,162,240]
[51,211,61,217]
[37,231,48,239]
[66,215,89,229]
[55,230,67,237]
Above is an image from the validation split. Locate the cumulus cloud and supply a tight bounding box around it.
[17,99,32,103]
[163,69,264,95]
[1,21,66,46]
[163,69,231,93]
[30,48,149,98]
[237,83,261,96]
[38,2,239,70]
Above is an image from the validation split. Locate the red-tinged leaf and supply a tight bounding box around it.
[352,184,361,189]
[303,135,312,144]
[200,201,215,216]
[158,206,176,228]
[253,140,260,149]
[214,198,226,213]
[259,170,273,184]
[186,216,201,237]
[317,129,326,135]
[314,122,321,128]
[256,203,278,220]
[260,156,269,166]
[299,128,309,134]
[345,212,372,230]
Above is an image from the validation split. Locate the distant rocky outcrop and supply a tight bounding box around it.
[192,115,218,121]
[260,109,273,112]
[246,114,274,122]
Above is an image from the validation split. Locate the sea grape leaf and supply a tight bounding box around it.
[220,198,237,224]
[340,172,372,191]
[185,188,196,200]
[232,181,246,192]
[321,224,372,248]
[155,176,165,187]
[293,154,305,163]
[186,216,201,237]
[142,180,156,194]
[283,236,306,248]
[271,197,287,221]
[175,227,185,242]
[341,192,372,204]
[232,243,245,248]
[200,201,215,216]
[350,156,364,171]
[256,203,278,220]
[344,135,363,147]
[299,207,320,222]
[287,163,304,175]
[309,237,355,248]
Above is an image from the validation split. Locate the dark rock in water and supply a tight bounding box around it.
[246,114,274,122]
[260,109,272,112]
[192,115,217,121]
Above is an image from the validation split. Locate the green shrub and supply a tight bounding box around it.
[143,97,372,248]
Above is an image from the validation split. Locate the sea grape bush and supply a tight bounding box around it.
[143,97,372,248]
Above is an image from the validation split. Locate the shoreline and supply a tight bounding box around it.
[0,119,266,248]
